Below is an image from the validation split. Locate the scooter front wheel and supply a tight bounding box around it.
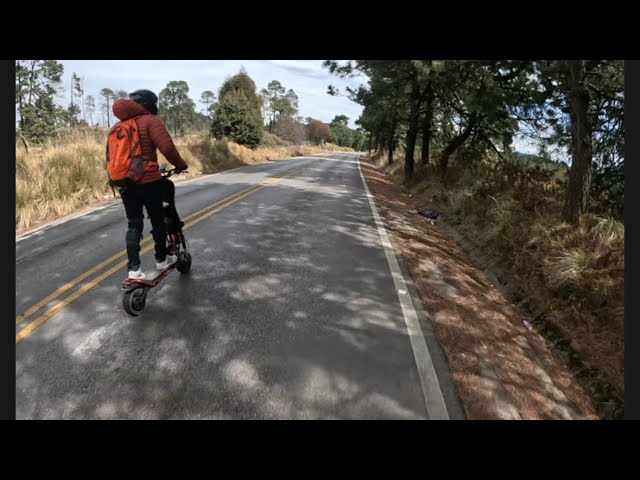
[123,287,148,316]
[177,252,192,274]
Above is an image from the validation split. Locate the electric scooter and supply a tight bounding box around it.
[121,166,192,316]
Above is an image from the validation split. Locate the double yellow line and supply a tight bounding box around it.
[16,166,304,343]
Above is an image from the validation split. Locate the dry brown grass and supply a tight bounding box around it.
[369,150,624,402]
[361,158,599,419]
[16,130,112,233]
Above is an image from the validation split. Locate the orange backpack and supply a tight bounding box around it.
[106,117,145,188]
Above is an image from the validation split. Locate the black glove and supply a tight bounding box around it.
[175,166,188,174]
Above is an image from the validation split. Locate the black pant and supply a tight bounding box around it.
[162,178,183,233]
[120,180,168,271]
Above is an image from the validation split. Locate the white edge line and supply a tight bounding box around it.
[16,201,122,243]
[356,154,450,420]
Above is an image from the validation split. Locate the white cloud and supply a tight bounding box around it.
[56,60,364,127]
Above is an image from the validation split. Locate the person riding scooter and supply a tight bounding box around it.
[111,89,188,280]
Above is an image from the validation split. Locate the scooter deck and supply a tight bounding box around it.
[121,264,175,289]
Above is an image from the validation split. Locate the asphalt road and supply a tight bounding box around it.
[16,153,464,420]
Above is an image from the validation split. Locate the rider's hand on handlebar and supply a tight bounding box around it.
[174,166,188,174]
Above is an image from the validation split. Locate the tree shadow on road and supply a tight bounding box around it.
[17,155,452,420]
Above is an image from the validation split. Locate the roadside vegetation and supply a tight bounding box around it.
[325,60,624,414]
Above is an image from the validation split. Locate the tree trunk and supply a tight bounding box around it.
[28,61,36,106]
[70,77,74,114]
[20,134,29,153]
[106,98,111,127]
[562,60,593,226]
[404,79,422,185]
[438,116,476,178]
[420,84,434,166]
[81,77,85,124]
[18,94,24,131]
[25,61,37,131]
[387,116,397,165]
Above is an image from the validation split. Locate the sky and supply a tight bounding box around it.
[55,59,538,154]
[56,60,365,128]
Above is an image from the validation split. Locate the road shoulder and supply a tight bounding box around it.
[360,156,599,420]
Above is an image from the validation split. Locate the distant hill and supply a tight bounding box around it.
[514,151,568,173]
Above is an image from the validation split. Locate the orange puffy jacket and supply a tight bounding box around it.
[112,99,188,184]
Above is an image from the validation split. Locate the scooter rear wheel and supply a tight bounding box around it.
[123,288,147,316]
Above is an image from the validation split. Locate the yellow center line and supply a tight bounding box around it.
[16,167,300,326]
[16,250,132,325]
[16,166,304,343]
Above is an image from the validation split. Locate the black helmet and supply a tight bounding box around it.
[129,89,158,115]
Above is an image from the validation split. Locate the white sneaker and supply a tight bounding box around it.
[156,255,177,270]
[128,268,146,279]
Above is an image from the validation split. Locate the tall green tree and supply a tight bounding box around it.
[563,60,593,225]
[419,78,435,165]
[219,71,262,113]
[326,59,623,223]
[352,129,367,151]
[261,81,299,132]
[100,88,114,127]
[200,90,216,118]
[16,60,64,141]
[326,60,541,183]
[329,115,354,147]
[69,73,76,119]
[159,80,196,136]
[211,90,263,147]
[280,89,299,118]
[357,95,402,164]
[326,60,427,182]
[535,60,624,224]
[261,80,285,132]
[71,72,84,125]
[212,71,263,147]
[84,94,96,126]
[331,115,349,127]
[66,104,81,127]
